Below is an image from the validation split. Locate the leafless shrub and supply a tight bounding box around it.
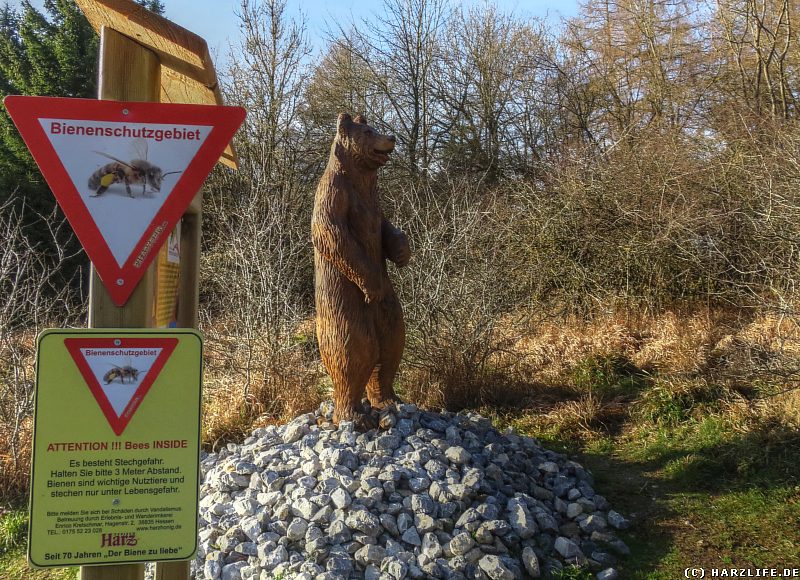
[384,175,533,409]
[199,0,322,441]
[199,0,800,431]
[0,194,84,503]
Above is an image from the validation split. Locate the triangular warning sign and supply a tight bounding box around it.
[3,96,245,306]
[64,337,178,435]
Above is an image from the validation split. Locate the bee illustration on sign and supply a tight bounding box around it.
[88,139,182,198]
[103,360,147,385]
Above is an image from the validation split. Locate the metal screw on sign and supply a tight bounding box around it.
[112,498,120,506]
[122,108,129,115]
[116,278,124,286]
[114,340,121,346]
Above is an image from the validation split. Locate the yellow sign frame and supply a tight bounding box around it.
[29,329,203,568]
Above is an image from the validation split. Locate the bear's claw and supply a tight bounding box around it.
[369,396,402,412]
[333,404,379,432]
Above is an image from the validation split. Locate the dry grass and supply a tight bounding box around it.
[399,365,529,412]
[0,330,37,505]
[510,307,797,384]
[1,303,797,500]
[720,387,800,434]
[479,305,800,441]
[0,319,326,502]
[200,317,326,450]
[0,417,32,505]
[539,394,606,437]
[512,309,725,382]
[391,304,800,445]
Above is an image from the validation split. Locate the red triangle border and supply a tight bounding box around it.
[64,337,178,436]
[3,96,245,306]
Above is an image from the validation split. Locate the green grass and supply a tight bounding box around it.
[0,549,78,580]
[0,511,27,554]
[509,407,800,579]
[2,383,797,579]
[552,565,597,579]
[0,511,77,579]
[571,354,648,399]
[674,487,800,566]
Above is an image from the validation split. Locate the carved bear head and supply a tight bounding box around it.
[336,112,396,169]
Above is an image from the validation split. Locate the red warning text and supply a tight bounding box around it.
[49,121,203,141]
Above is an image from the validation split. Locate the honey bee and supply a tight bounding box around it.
[103,362,145,384]
[88,140,181,198]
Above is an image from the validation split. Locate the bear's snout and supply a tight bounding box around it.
[375,135,396,155]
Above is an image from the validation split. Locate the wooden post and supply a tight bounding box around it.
[81,26,158,580]
[150,235,200,578]
[87,26,160,331]
[175,192,202,329]
[80,564,147,580]
[87,23,200,580]
[73,2,227,577]
[154,560,191,580]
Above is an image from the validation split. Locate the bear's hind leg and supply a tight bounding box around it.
[366,294,404,410]
[366,363,402,413]
[320,321,380,431]
[330,361,378,430]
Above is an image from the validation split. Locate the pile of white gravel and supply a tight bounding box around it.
[193,402,630,580]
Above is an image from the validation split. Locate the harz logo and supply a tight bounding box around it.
[100,532,138,547]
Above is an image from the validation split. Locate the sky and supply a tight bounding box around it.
[6,0,580,70]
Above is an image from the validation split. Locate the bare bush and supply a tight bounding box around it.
[199,0,322,440]
[0,194,84,503]
[385,176,533,409]
[198,0,800,432]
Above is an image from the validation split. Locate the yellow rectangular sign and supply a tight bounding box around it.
[29,329,203,567]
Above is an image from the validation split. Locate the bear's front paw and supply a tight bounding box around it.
[386,231,410,267]
[362,278,385,304]
[390,245,410,267]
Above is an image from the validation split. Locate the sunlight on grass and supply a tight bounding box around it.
[0,512,78,580]
[583,436,615,455]
[481,377,800,576]
[0,548,78,580]
[0,510,27,554]
[672,487,800,567]
[624,416,731,465]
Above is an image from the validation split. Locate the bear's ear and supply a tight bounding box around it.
[354,114,368,125]
[337,113,352,137]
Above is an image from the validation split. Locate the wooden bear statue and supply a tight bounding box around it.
[312,113,410,430]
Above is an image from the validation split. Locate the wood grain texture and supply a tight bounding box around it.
[84,24,195,580]
[176,207,201,329]
[154,560,190,580]
[84,30,155,577]
[312,114,409,430]
[77,0,212,85]
[80,562,146,580]
[75,0,237,168]
[88,27,159,331]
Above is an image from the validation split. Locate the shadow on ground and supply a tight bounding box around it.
[558,423,800,578]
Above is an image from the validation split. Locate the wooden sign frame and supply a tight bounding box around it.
[76,0,238,168]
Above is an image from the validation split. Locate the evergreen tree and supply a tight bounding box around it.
[0,0,98,206]
[0,0,166,285]
[0,0,166,205]
[140,0,165,13]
